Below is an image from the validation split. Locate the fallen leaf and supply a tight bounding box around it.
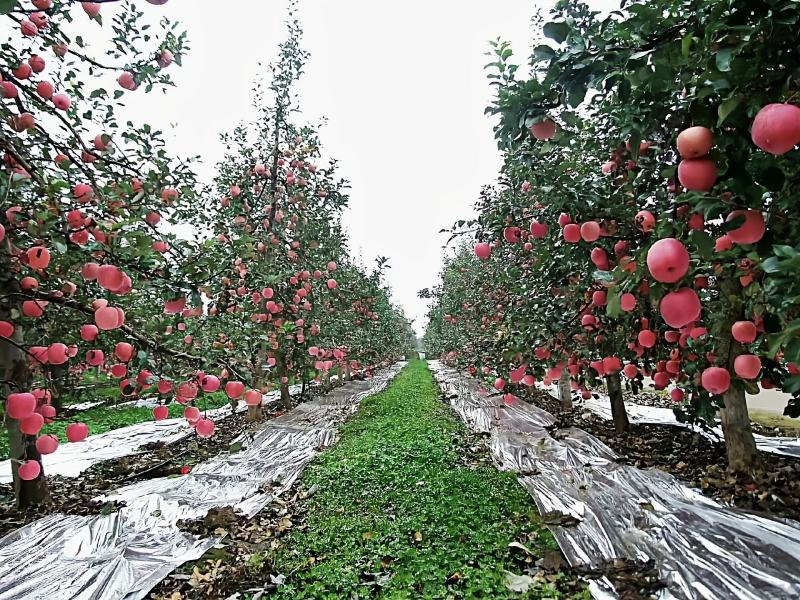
[504,571,536,593]
[508,541,534,556]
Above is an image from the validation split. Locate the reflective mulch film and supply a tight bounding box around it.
[429,361,800,600]
[0,365,404,600]
[544,383,800,459]
[0,386,302,483]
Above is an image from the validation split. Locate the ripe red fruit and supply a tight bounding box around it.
[670,388,684,402]
[82,2,101,17]
[634,210,656,232]
[18,461,41,481]
[751,103,800,155]
[0,321,13,338]
[12,63,32,80]
[529,119,556,140]
[731,321,757,343]
[115,342,134,362]
[245,389,262,406]
[659,288,701,328]
[725,210,765,245]
[592,290,607,306]
[638,330,657,348]
[647,238,690,283]
[52,93,71,110]
[563,224,581,243]
[7,393,36,419]
[494,378,506,391]
[678,158,717,191]
[201,375,220,393]
[701,367,730,395]
[677,126,713,158]
[26,246,51,270]
[85,349,104,367]
[118,71,136,90]
[196,418,215,438]
[620,293,636,312]
[153,405,169,421]
[225,381,245,398]
[688,212,704,231]
[529,221,548,238]
[184,406,200,422]
[623,364,639,378]
[503,227,522,243]
[66,422,89,442]
[474,242,491,259]
[734,355,761,379]
[590,247,609,270]
[715,235,733,253]
[47,343,69,365]
[22,300,45,318]
[580,221,600,242]
[21,20,38,36]
[36,434,59,455]
[95,306,124,330]
[20,413,44,435]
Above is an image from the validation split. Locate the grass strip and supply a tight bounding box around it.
[269,360,585,598]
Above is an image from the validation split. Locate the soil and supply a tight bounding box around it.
[0,401,298,537]
[529,389,800,521]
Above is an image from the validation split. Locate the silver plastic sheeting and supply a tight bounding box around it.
[429,361,800,600]
[0,363,404,600]
[547,384,800,459]
[0,386,303,483]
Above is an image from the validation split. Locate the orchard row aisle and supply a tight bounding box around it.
[156,360,584,599]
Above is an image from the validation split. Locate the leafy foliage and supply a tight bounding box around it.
[426,0,800,471]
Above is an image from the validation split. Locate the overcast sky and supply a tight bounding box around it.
[115,0,613,335]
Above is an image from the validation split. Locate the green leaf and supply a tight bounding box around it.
[689,230,715,259]
[533,45,556,61]
[0,0,17,14]
[606,287,621,318]
[681,34,693,58]
[715,48,736,72]
[717,95,742,126]
[543,22,570,44]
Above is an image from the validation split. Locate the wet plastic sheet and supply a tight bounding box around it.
[0,386,303,483]
[429,361,800,600]
[0,364,404,600]
[547,384,800,459]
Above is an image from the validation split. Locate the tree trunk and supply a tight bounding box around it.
[276,352,291,411]
[606,372,630,433]
[720,386,760,473]
[47,363,68,410]
[558,368,573,411]
[247,341,268,422]
[717,277,760,473]
[0,262,49,506]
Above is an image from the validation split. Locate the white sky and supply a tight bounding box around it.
[112,0,613,335]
